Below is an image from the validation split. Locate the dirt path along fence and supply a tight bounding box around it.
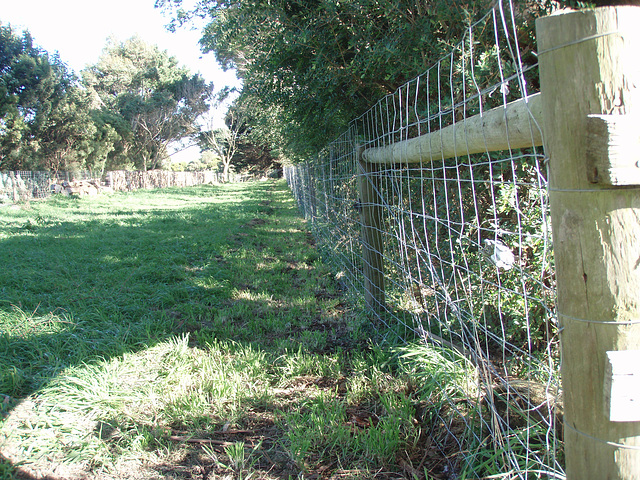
[286,4,640,479]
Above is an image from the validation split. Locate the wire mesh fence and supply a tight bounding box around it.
[0,171,73,201]
[286,1,562,478]
[0,170,255,203]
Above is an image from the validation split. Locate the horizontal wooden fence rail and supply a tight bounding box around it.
[362,92,543,164]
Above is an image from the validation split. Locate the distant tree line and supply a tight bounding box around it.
[0,22,280,177]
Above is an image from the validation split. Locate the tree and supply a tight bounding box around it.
[85,109,123,174]
[83,36,212,170]
[197,94,247,181]
[0,22,87,170]
[156,0,478,159]
[199,127,236,180]
[33,87,97,173]
[1,27,210,173]
[195,150,221,171]
[0,23,119,173]
[198,125,239,181]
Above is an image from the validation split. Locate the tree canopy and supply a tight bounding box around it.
[156,0,584,161]
[4,1,591,172]
[0,22,86,170]
[1,25,212,172]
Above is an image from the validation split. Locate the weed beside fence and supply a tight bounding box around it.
[286,1,563,478]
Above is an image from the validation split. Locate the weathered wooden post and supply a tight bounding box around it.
[537,7,640,478]
[10,172,19,203]
[356,147,385,312]
[309,162,317,221]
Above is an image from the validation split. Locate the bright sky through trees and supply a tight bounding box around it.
[2,0,239,90]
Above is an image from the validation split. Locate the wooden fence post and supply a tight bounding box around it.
[308,163,317,221]
[10,172,19,203]
[356,147,385,312]
[537,7,640,479]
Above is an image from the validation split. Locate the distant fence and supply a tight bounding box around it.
[286,2,640,479]
[0,170,254,203]
[106,170,254,192]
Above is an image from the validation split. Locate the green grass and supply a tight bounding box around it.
[0,180,559,479]
[0,181,441,479]
[2,179,559,480]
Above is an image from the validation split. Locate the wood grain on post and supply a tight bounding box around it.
[586,114,640,185]
[356,147,385,312]
[537,7,640,478]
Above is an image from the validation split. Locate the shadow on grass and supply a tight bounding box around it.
[0,180,364,479]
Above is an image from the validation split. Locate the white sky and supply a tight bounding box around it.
[2,0,241,163]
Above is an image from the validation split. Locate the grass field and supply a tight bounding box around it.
[0,180,471,480]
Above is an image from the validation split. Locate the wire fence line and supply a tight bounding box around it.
[0,169,255,203]
[286,1,562,478]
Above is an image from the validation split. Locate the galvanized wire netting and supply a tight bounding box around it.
[286,1,562,478]
[0,171,75,201]
[0,170,254,203]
